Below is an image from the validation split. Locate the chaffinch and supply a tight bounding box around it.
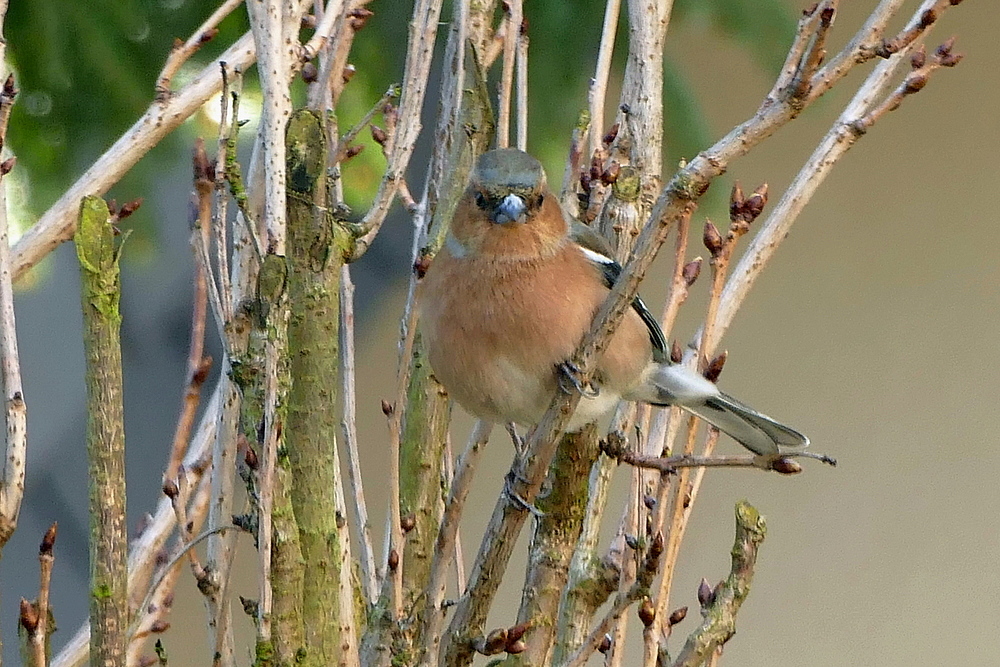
[418,148,808,456]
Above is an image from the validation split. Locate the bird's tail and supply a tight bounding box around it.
[640,363,809,456]
[683,392,809,456]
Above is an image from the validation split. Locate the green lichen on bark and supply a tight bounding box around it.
[284,108,353,666]
[502,427,601,666]
[671,501,767,667]
[76,195,129,667]
[399,336,450,614]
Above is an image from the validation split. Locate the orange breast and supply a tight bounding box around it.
[419,242,653,427]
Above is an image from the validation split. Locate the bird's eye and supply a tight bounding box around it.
[536,194,545,207]
[475,192,488,210]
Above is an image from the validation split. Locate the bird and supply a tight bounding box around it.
[418,147,808,457]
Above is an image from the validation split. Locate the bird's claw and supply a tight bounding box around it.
[558,361,600,398]
[504,471,544,518]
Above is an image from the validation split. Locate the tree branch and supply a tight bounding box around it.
[76,196,129,667]
[10,0,336,282]
[0,71,25,551]
[670,502,766,667]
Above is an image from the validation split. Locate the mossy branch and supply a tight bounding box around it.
[285,108,352,665]
[505,426,602,665]
[76,195,129,667]
[670,501,766,667]
[398,341,449,616]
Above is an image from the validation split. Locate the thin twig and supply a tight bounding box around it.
[246,0,292,252]
[810,0,953,99]
[515,12,528,151]
[607,443,838,473]
[307,0,366,111]
[33,522,57,667]
[334,84,401,161]
[384,294,421,620]
[669,502,766,667]
[156,0,245,99]
[213,64,233,321]
[711,0,957,352]
[11,0,334,282]
[339,265,378,604]
[163,140,215,490]
[442,433,467,587]
[559,110,591,216]
[418,420,492,666]
[0,70,25,549]
[52,384,222,667]
[560,585,643,667]
[351,0,445,260]
[557,535,663,667]
[496,1,520,148]
[773,3,827,94]
[331,424,362,667]
[605,412,642,667]
[300,0,347,62]
[127,463,213,664]
[222,70,266,267]
[132,525,239,633]
[788,1,839,101]
[257,341,281,644]
[588,0,622,158]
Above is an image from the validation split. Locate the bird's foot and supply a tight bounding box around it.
[557,361,600,398]
[504,471,544,518]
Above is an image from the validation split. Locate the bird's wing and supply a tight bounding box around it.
[571,223,668,363]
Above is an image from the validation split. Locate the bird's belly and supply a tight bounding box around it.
[433,351,555,426]
[429,345,625,431]
[419,250,646,430]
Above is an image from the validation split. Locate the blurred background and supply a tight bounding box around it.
[2,0,997,664]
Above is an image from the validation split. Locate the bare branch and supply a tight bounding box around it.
[246,0,295,252]
[712,0,958,351]
[515,14,529,151]
[10,0,337,282]
[52,384,221,667]
[0,70,25,549]
[76,196,129,667]
[156,0,244,99]
[299,0,347,62]
[212,65,233,320]
[339,265,378,604]
[496,1,520,149]
[29,522,58,667]
[587,0,622,158]
[670,502,766,667]
[556,533,663,667]
[334,84,401,162]
[352,0,445,259]
[418,421,492,666]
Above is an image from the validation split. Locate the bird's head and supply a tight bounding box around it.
[448,148,567,260]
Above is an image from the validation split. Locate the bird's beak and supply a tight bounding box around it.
[492,193,527,225]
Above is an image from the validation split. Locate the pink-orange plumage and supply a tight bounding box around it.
[419,148,808,455]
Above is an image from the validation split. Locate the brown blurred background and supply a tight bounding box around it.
[3,0,997,664]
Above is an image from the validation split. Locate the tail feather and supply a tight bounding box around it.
[686,393,809,456]
[641,362,810,456]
